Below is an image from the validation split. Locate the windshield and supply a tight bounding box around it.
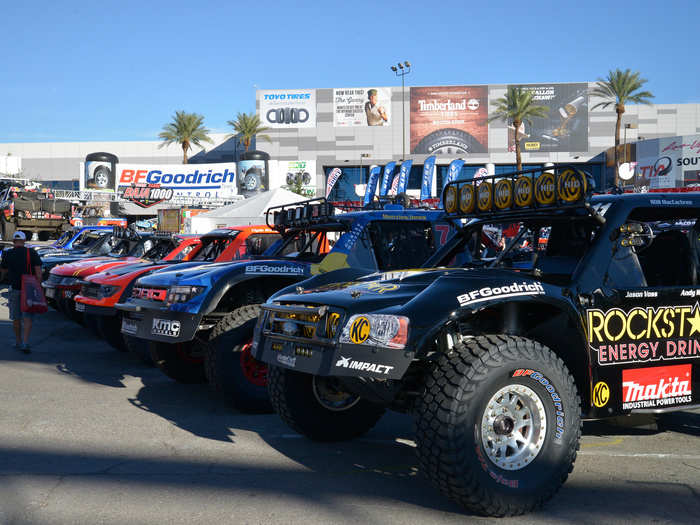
[231,233,282,260]
[85,233,113,255]
[432,214,602,285]
[107,238,136,257]
[267,230,331,262]
[143,238,175,261]
[192,237,235,262]
[55,231,73,247]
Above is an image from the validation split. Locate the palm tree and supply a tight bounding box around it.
[590,69,654,185]
[158,111,213,164]
[488,86,549,171]
[227,112,271,152]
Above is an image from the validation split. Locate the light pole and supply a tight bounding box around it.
[391,61,411,161]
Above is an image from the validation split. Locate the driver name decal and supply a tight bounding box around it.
[587,303,700,365]
[457,281,544,307]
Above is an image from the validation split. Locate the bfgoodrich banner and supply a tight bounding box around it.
[259,89,316,128]
[334,87,391,126]
[110,162,238,199]
[505,83,589,153]
[410,86,488,155]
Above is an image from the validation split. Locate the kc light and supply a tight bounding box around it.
[167,285,206,304]
[339,314,409,349]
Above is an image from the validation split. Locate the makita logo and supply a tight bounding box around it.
[245,265,305,275]
[335,356,394,375]
[418,99,466,112]
[151,318,181,338]
[457,282,545,307]
[132,287,167,301]
[622,364,692,410]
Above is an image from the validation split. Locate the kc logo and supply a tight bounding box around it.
[349,316,370,344]
[592,381,610,408]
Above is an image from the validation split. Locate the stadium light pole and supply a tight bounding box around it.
[391,61,411,160]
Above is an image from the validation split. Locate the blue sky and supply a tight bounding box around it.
[2,0,698,143]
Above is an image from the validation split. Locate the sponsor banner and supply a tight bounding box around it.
[245,264,306,275]
[587,293,700,366]
[379,162,397,197]
[121,184,174,208]
[109,162,238,199]
[333,87,391,127]
[457,281,545,307]
[395,160,413,195]
[362,165,382,207]
[505,83,589,153]
[272,160,317,194]
[259,89,316,128]
[622,364,692,410]
[441,158,465,208]
[81,161,116,192]
[410,85,488,155]
[326,167,342,197]
[635,134,700,189]
[420,155,437,201]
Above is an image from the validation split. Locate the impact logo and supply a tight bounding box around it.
[587,304,700,365]
[151,318,181,338]
[335,356,394,375]
[457,282,544,307]
[622,364,692,410]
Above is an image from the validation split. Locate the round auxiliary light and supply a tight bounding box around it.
[557,168,587,202]
[477,181,493,212]
[514,176,533,207]
[444,185,458,213]
[494,179,513,210]
[459,183,475,213]
[534,172,556,205]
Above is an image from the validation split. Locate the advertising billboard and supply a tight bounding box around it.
[410,85,488,155]
[80,162,239,200]
[271,160,317,195]
[333,87,391,127]
[259,89,316,128]
[635,134,700,189]
[504,83,589,153]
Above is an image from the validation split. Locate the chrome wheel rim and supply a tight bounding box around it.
[312,376,360,412]
[480,384,547,471]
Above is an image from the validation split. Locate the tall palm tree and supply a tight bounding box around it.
[488,86,549,171]
[590,69,654,185]
[158,110,213,164]
[227,112,271,152]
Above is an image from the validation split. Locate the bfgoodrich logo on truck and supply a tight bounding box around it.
[457,282,545,307]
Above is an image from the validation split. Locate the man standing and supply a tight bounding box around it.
[365,89,388,126]
[1,231,43,353]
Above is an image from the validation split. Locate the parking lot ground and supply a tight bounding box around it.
[0,292,699,524]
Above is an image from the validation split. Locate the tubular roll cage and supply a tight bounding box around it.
[266,197,343,233]
[441,164,598,222]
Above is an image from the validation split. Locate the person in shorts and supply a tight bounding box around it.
[1,231,43,353]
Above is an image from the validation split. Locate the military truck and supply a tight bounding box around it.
[0,181,72,241]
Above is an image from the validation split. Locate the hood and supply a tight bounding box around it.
[272,268,551,315]
[87,263,169,285]
[134,260,252,288]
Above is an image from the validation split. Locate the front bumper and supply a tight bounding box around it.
[75,302,117,317]
[42,282,80,301]
[115,301,202,343]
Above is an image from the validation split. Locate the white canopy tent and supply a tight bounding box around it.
[188,187,304,233]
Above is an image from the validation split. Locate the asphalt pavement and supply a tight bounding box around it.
[0,288,699,524]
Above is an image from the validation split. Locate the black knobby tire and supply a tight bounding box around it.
[268,366,385,442]
[204,305,272,413]
[125,334,153,365]
[150,340,207,384]
[97,315,128,352]
[414,335,581,517]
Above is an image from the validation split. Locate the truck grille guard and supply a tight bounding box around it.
[261,303,345,347]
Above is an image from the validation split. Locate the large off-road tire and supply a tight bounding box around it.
[125,334,153,365]
[150,340,207,384]
[268,366,386,442]
[97,315,127,352]
[204,305,271,413]
[414,335,581,517]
